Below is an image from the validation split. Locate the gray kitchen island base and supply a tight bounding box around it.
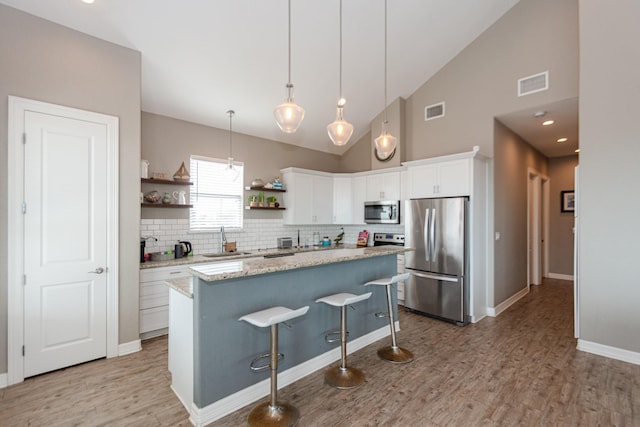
[168,252,401,427]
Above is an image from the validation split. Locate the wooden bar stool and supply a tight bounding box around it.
[239,305,309,427]
[315,292,372,389]
[364,272,413,364]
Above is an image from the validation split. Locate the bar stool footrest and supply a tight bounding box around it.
[324,329,348,343]
[249,352,284,372]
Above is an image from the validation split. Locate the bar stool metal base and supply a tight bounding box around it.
[247,401,299,427]
[324,366,365,389]
[377,345,414,364]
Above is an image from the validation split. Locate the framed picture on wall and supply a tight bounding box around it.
[561,190,575,213]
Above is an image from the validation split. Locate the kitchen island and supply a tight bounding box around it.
[165,246,408,426]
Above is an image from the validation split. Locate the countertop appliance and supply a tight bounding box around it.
[277,237,293,249]
[364,200,400,224]
[373,232,405,246]
[404,197,469,325]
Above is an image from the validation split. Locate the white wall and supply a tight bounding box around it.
[578,0,640,355]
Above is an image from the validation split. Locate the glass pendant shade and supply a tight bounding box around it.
[225,110,239,182]
[327,106,353,146]
[274,85,305,133]
[225,157,239,182]
[374,121,397,158]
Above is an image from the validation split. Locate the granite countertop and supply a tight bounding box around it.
[164,277,193,298]
[189,245,411,283]
[140,244,355,270]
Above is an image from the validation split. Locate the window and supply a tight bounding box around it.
[190,155,243,231]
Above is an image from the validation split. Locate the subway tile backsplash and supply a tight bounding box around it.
[140,219,404,255]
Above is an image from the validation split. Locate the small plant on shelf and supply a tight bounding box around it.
[266,196,278,207]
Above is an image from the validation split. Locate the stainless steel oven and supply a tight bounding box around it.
[364,200,400,224]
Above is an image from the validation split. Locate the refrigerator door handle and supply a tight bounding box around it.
[424,208,431,262]
[430,208,436,263]
[409,270,459,283]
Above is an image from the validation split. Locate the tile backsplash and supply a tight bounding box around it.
[140,219,404,255]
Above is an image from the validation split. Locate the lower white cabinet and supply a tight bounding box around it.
[397,254,405,303]
[139,265,190,336]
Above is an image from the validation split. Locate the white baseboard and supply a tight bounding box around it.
[547,273,574,281]
[0,372,7,389]
[118,339,142,356]
[486,287,529,317]
[188,324,391,427]
[577,339,640,365]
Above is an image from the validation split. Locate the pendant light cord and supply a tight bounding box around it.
[383,0,389,124]
[339,0,343,101]
[287,0,292,85]
[227,110,234,160]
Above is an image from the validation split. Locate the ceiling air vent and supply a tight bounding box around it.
[425,102,445,121]
[518,71,548,97]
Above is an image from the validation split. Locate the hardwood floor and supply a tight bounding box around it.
[1,279,638,426]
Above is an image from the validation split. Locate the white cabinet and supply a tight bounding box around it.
[406,158,470,198]
[397,254,406,303]
[351,176,366,224]
[333,176,352,224]
[282,168,334,225]
[365,171,401,201]
[139,265,190,336]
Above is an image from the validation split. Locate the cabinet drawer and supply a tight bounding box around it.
[140,281,170,310]
[140,265,190,282]
[140,306,169,333]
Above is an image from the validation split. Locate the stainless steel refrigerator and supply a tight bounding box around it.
[404,197,469,325]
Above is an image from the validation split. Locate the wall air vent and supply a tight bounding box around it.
[518,71,548,96]
[425,102,445,121]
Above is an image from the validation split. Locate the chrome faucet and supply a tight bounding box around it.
[220,226,227,253]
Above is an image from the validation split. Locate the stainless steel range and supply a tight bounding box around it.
[373,232,405,247]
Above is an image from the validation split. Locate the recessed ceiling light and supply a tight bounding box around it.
[575,148,580,153]
[542,120,555,126]
[82,0,94,4]
[557,137,568,143]
[534,111,547,118]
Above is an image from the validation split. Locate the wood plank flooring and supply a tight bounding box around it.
[1,279,638,426]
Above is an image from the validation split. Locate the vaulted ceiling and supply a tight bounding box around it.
[1,0,530,155]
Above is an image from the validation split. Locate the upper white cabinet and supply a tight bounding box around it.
[333,175,352,224]
[351,176,366,224]
[365,171,401,201]
[281,168,334,225]
[406,158,470,199]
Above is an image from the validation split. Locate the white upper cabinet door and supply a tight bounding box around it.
[283,172,314,224]
[282,170,333,224]
[351,176,366,225]
[365,171,401,201]
[408,159,470,199]
[333,176,352,224]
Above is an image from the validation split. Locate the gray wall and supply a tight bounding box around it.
[141,112,341,220]
[548,155,579,276]
[0,5,141,373]
[339,130,372,173]
[404,0,578,160]
[578,0,640,353]
[493,120,548,305]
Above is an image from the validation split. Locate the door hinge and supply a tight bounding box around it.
[22,345,25,356]
[22,132,27,144]
[22,202,27,214]
[23,274,27,285]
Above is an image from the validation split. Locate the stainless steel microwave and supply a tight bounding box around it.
[364,200,400,224]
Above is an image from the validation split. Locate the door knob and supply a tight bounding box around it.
[89,267,105,274]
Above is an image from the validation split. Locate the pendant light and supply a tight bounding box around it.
[225,110,239,182]
[274,0,305,133]
[374,0,397,159]
[327,0,354,146]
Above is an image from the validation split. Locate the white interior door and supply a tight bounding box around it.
[23,110,108,377]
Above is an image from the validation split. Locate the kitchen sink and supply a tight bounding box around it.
[202,251,252,258]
